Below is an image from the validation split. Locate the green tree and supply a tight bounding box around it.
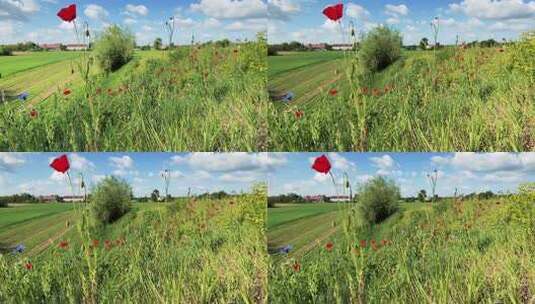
[91,176,132,224]
[417,189,427,202]
[153,37,163,50]
[93,25,135,73]
[359,26,402,73]
[151,189,160,202]
[419,37,429,50]
[358,176,400,224]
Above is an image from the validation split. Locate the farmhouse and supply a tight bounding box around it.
[38,195,60,203]
[39,43,88,51]
[62,195,84,202]
[307,43,327,51]
[304,195,323,202]
[328,195,351,202]
[331,44,353,51]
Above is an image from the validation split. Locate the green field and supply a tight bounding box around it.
[0,192,267,303]
[268,41,535,151]
[268,194,535,303]
[0,52,81,77]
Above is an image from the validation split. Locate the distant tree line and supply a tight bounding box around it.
[268,41,310,55]
[402,190,499,202]
[0,193,39,206]
[268,193,306,207]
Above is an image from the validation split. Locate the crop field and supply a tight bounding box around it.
[268,194,535,303]
[0,38,267,151]
[268,40,535,151]
[0,192,267,303]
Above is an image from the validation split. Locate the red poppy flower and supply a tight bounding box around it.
[63,88,71,96]
[322,3,343,22]
[58,240,69,249]
[91,239,99,248]
[96,88,102,94]
[329,88,338,96]
[104,240,112,250]
[115,239,124,246]
[361,87,369,95]
[57,4,77,22]
[25,262,33,270]
[50,154,70,173]
[371,242,378,251]
[372,88,381,97]
[381,239,389,246]
[292,261,301,272]
[359,240,366,248]
[294,110,304,119]
[312,155,331,174]
[30,109,38,119]
[325,242,333,251]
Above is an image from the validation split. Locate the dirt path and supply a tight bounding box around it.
[26,73,78,108]
[26,224,74,257]
[293,226,338,258]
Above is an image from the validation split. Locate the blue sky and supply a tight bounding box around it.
[268,153,535,197]
[0,0,267,45]
[268,0,535,44]
[0,153,272,197]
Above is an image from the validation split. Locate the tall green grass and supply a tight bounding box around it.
[0,189,267,303]
[269,44,535,151]
[0,35,267,151]
[269,192,535,303]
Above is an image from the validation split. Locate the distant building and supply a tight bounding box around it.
[304,195,323,202]
[307,43,327,51]
[39,43,88,51]
[40,43,61,51]
[66,44,87,51]
[38,195,60,203]
[62,195,84,202]
[328,195,351,202]
[331,44,353,51]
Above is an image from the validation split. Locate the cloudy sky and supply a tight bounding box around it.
[268,153,535,197]
[268,0,535,45]
[0,0,267,45]
[0,152,277,197]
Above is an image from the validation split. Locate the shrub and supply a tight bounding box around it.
[91,176,132,224]
[358,26,402,73]
[358,176,400,224]
[511,31,535,79]
[0,47,12,56]
[93,25,135,73]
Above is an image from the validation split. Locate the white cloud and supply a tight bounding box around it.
[0,153,25,172]
[109,155,134,170]
[433,152,535,172]
[370,155,397,175]
[203,17,221,28]
[219,171,262,183]
[125,4,148,16]
[0,20,15,37]
[346,3,370,20]
[173,153,284,173]
[386,17,400,24]
[449,0,535,20]
[225,18,266,31]
[69,153,95,171]
[84,4,109,22]
[123,18,136,25]
[327,153,356,171]
[385,4,409,16]
[190,0,267,19]
[58,21,74,29]
[49,171,66,182]
[0,0,39,22]
[268,0,300,20]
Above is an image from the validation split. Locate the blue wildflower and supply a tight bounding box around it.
[17,92,29,101]
[279,244,293,254]
[281,91,294,103]
[12,243,25,254]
